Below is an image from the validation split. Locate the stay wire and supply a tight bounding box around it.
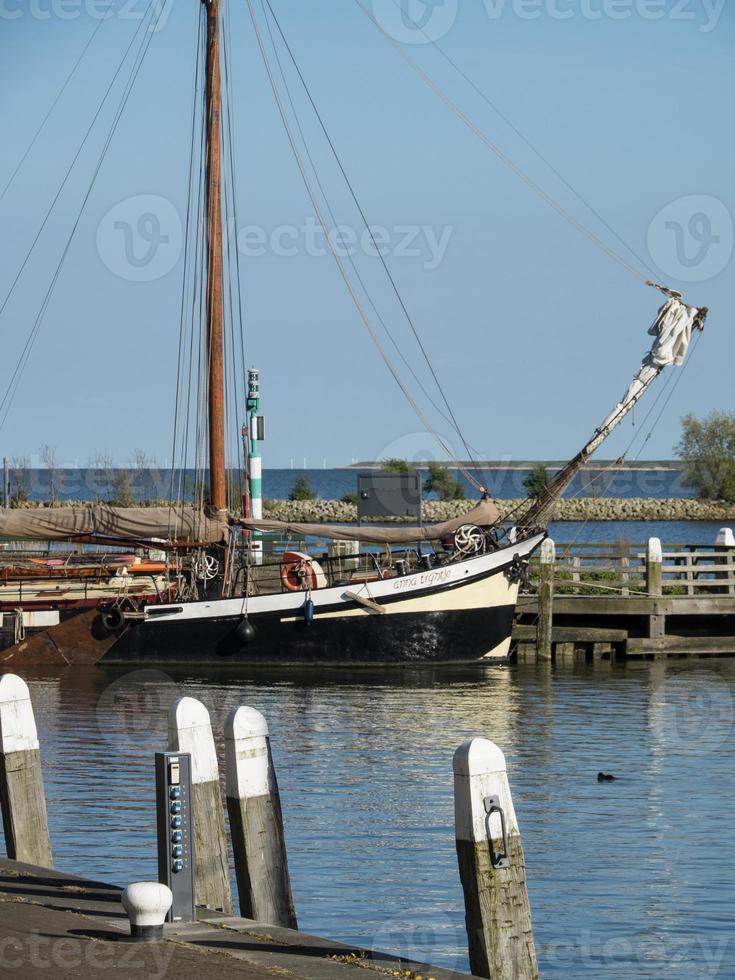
[169,2,205,525]
[384,0,656,280]
[178,110,207,509]
[221,0,246,492]
[247,0,484,491]
[222,4,236,505]
[353,0,648,285]
[222,0,248,413]
[260,1,464,447]
[0,0,165,435]
[0,9,160,325]
[0,15,107,206]
[542,338,701,552]
[264,0,487,485]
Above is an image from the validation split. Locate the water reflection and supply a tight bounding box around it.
[5,661,734,978]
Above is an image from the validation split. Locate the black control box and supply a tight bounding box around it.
[155,751,196,922]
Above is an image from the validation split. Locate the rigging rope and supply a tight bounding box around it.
[247,0,485,492]
[169,1,205,538]
[261,1,462,443]
[247,0,485,493]
[0,16,107,206]
[382,0,657,281]
[513,331,703,551]
[221,0,247,508]
[0,0,168,436]
[353,0,649,285]
[263,0,487,486]
[0,11,162,326]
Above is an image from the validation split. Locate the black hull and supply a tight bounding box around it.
[102,604,516,665]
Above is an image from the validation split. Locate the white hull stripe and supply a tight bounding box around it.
[143,533,545,625]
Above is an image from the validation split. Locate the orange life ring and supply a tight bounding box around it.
[281,551,319,592]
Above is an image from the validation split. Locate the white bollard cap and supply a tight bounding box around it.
[0,673,39,754]
[224,706,270,800]
[647,537,663,563]
[168,697,219,785]
[225,705,268,740]
[121,882,173,941]
[716,528,735,547]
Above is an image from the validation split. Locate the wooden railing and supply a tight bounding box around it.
[530,540,735,596]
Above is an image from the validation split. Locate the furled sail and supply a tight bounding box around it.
[0,505,230,545]
[519,287,708,528]
[242,497,500,544]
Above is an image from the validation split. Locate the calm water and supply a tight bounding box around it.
[10,662,735,978]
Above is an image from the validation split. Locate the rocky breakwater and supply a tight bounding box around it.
[261,498,735,523]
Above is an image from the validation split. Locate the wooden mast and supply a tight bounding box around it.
[204,0,226,511]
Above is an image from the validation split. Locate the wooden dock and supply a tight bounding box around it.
[513,535,735,661]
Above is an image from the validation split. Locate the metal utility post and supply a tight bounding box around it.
[246,368,264,565]
[2,457,8,508]
[155,751,196,923]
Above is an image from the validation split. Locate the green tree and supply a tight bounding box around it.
[289,476,316,501]
[381,458,412,473]
[10,455,30,507]
[110,471,134,507]
[523,463,551,499]
[676,412,735,502]
[423,462,465,501]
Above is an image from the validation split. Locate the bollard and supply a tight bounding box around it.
[646,537,663,596]
[122,882,173,941]
[646,538,665,639]
[0,674,52,867]
[715,528,735,596]
[454,738,538,980]
[536,538,555,662]
[224,706,297,928]
[168,697,232,913]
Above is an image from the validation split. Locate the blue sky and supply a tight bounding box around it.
[0,0,732,469]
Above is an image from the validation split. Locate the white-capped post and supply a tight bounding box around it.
[646,537,666,638]
[646,537,663,597]
[537,537,555,662]
[0,674,52,867]
[224,706,296,927]
[168,697,232,913]
[715,528,735,595]
[453,738,538,980]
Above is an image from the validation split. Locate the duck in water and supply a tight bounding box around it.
[598,772,617,782]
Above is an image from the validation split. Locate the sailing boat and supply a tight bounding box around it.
[0,0,708,666]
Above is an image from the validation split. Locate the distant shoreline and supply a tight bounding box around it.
[342,461,685,472]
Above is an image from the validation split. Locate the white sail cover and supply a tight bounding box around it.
[0,505,230,544]
[595,294,702,448]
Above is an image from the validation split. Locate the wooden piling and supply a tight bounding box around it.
[169,696,232,913]
[715,528,735,596]
[224,706,297,928]
[646,537,666,639]
[536,538,555,662]
[0,674,52,867]
[646,537,663,596]
[453,738,538,980]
